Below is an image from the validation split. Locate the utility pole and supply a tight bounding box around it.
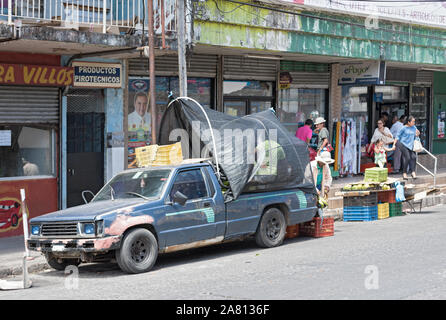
[177,0,187,97]
[148,0,157,144]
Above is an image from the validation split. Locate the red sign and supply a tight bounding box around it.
[0,63,74,87]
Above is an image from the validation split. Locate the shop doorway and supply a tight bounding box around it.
[66,89,105,208]
[376,102,408,127]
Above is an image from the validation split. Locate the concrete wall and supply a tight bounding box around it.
[193,0,446,65]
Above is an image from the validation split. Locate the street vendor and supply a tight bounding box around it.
[311,151,334,197]
[314,117,330,155]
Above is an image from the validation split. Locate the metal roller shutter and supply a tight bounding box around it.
[288,72,330,88]
[280,61,330,87]
[416,70,433,84]
[223,56,278,81]
[129,54,218,77]
[0,86,60,124]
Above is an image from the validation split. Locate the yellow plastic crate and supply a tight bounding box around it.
[152,142,183,166]
[378,203,389,219]
[135,142,183,167]
[135,145,159,167]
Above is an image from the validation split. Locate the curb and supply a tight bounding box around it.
[0,258,49,279]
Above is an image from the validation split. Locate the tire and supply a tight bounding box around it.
[116,228,158,274]
[255,207,286,248]
[11,214,19,227]
[45,253,81,271]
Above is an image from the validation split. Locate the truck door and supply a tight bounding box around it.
[164,168,220,246]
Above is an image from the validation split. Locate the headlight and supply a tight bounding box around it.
[31,225,40,236]
[83,223,95,235]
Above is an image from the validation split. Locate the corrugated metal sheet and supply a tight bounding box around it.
[288,71,330,88]
[416,70,433,84]
[129,54,218,77]
[0,86,60,124]
[386,68,417,83]
[223,56,278,81]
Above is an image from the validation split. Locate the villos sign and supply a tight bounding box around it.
[0,63,74,86]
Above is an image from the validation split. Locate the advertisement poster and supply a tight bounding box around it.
[438,111,445,139]
[128,78,151,166]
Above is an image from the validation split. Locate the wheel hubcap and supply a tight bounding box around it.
[130,238,149,263]
[266,217,281,240]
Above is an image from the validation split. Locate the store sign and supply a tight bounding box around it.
[338,61,385,85]
[73,62,122,88]
[279,72,293,89]
[0,63,73,86]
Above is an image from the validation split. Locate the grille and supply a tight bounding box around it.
[41,223,79,237]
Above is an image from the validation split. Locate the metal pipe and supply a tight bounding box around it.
[161,0,166,49]
[148,0,157,144]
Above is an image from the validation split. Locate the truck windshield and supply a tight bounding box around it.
[92,169,172,202]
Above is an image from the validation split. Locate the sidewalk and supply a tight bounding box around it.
[0,236,48,279]
[1,168,446,279]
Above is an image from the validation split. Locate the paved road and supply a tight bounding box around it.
[1,206,446,300]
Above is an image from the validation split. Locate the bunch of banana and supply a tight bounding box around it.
[318,196,328,208]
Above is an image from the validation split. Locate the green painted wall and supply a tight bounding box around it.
[193,0,446,65]
[433,72,446,154]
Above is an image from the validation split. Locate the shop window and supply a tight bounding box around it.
[278,88,328,135]
[223,81,274,117]
[0,125,55,178]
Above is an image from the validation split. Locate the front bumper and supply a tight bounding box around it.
[27,235,122,254]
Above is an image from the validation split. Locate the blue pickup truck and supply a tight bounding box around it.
[28,162,317,274]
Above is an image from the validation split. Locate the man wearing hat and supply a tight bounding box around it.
[311,151,334,198]
[314,117,330,155]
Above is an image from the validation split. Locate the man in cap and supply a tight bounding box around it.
[314,117,329,155]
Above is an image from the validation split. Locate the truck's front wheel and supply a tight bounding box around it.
[45,253,81,271]
[255,207,286,248]
[116,228,158,274]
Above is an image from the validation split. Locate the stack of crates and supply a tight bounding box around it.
[343,193,378,221]
[135,142,183,167]
[377,189,404,218]
[364,167,388,183]
[377,203,389,219]
[389,202,403,217]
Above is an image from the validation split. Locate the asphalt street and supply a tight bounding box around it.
[1,206,446,300]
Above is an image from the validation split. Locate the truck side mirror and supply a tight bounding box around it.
[82,190,95,204]
[173,191,188,206]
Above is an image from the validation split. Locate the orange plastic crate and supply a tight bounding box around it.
[299,217,334,238]
[285,224,299,239]
[377,190,396,203]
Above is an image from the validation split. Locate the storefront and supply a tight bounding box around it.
[336,65,433,175]
[0,54,73,237]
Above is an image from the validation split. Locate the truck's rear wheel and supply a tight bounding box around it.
[116,228,158,274]
[45,253,81,271]
[255,207,286,248]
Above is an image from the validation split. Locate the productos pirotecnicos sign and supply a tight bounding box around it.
[0,63,73,86]
[72,62,122,88]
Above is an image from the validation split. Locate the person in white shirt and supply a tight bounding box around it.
[128,92,151,133]
[390,115,405,138]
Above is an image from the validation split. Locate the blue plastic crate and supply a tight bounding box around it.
[343,206,378,222]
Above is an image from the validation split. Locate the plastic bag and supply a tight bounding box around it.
[395,181,405,202]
